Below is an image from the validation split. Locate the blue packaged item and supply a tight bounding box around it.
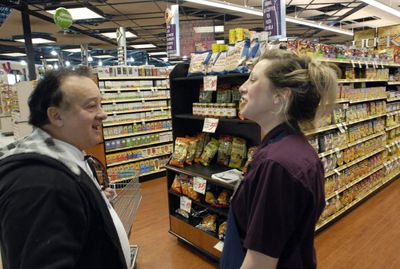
[187,50,212,77]
[225,40,250,74]
[207,52,226,75]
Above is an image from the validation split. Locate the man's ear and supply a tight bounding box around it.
[47,107,63,127]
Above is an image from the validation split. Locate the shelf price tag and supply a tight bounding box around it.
[365,61,369,69]
[214,241,224,252]
[351,60,355,68]
[358,61,362,68]
[193,177,207,194]
[180,196,192,213]
[337,123,345,133]
[204,76,218,91]
[334,168,341,176]
[381,62,384,68]
[203,118,219,133]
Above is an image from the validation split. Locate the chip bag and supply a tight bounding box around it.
[200,138,220,166]
[229,137,247,169]
[169,137,190,167]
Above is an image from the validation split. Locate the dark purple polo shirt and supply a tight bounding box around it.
[232,123,325,269]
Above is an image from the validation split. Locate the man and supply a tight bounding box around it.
[0,68,130,269]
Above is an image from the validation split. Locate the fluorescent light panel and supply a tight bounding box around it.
[63,48,82,53]
[216,40,225,44]
[101,32,137,39]
[149,52,167,56]
[360,0,400,18]
[93,55,113,58]
[45,58,59,62]
[183,0,353,36]
[193,25,224,33]
[1,52,26,57]
[131,44,156,49]
[14,38,55,44]
[47,7,103,20]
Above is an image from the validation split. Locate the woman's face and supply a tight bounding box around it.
[239,59,278,123]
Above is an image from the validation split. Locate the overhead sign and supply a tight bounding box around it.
[166,5,180,57]
[262,0,286,40]
[53,7,73,30]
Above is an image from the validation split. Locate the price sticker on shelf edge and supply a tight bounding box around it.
[204,76,218,91]
[180,196,192,213]
[193,177,207,194]
[203,118,219,133]
[214,241,224,252]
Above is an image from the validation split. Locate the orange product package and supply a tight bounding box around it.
[169,137,190,168]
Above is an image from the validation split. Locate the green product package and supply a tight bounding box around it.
[199,138,220,166]
[229,137,247,169]
[217,135,233,166]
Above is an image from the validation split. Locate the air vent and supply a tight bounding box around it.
[352,16,379,23]
[317,3,346,13]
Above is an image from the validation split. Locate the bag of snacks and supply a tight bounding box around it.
[217,135,233,166]
[194,133,210,163]
[181,177,189,196]
[242,146,257,174]
[200,138,220,166]
[188,51,212,77]
[171,175,182,193]
[225,40,250,74]
[209,51,227,75]
[218,221,227,240]
[206,52,221,74]
[185,137,200,165]
[199,90,213,103]
[217,190,230,207]
[187,178,200,202]
[196,214,217,232]
[229,137,247,169]
[216,89,232,103]
[175,208,189,219]
[169,137,190,167]
[205,185,217,204]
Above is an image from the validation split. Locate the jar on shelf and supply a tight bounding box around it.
[192,103,200,116]
[226,103,237,118]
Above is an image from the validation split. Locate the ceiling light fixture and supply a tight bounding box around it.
[20,60,27,65]
[131,44,156,49]
[63,48,82,53]
[183,0,353,36]
[54,63,59,70]
[193,25,224,33]
[360,0,400,18]
[50,49,58,56]
[1,52,26,57]
[47,7,103,20]
[88,56,93,62]
[149,52,167,56]
[13,32,57,44]
[98,60,103,67]
[14,38,56,44]
[45,58,59,62]
[93,55,113,59]
[101,32,137,39]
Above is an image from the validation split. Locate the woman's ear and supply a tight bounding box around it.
[47,107,63,127]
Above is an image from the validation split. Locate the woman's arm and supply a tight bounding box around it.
[241,249,278,269]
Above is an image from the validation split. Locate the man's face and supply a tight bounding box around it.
[58,76,107,150]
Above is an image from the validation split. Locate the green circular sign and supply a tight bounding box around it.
[53,7,72,30]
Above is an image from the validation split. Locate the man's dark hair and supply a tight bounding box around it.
[28,66,92,128]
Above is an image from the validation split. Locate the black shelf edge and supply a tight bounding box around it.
[173,73,249,81]
[168,190,229,217]
[174,114,256,124]
[165,164,236,190]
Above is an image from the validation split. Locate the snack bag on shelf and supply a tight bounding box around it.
[199,89,213,103]
[175,208,190,219]
[185,137,200,165]
[225,40,250,74]
[171,175,182,194]
[217,190,230,207]
[196,214,217,232]
[181,176,189,196]
[169,137,190,167]
[218,221,227,240]
[242,146,257,174]
[188,51,212,77]
[229,137,247,169]
[209,51,227,75]
[205,185,217,205]
[217,135,233,166]
[206,52,221,74]
[187,178,200,202]
[200,138,220,166]
[194,133,210,163]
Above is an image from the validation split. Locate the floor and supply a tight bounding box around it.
[130,176,400,269]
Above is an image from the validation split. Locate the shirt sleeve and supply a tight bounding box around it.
[242,160,307,258]
[0,165,89,268]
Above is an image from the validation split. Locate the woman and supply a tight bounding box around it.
[220,49,338,269]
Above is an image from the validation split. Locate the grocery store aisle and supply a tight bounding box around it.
[130,176,400,269]
[315,178,400,269]
[129,177,217,269]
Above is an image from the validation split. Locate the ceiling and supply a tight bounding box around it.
[0,0,399,64]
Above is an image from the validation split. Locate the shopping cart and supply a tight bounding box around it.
[88,157,141,269]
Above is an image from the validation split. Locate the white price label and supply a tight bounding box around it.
[381,62,384,68]
[358,61,362,68]
[180,196,192,213]
[204,76,218,91]
[365,61,369,69]
[351,60,355,68]
[214,241,224,252]
[337,123,345,133]
[334,168,341,176]
[193,177,207,194]
[203,118,219,133]
[117,89,121,94]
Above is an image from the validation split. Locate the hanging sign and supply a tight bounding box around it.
[193,177,207,194]
[53,7,73,30]
[166,5,180,57]
[262,0,286,40]
[204,76,217,91]
[203,118,219,133]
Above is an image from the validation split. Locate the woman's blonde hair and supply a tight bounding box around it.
[258,49,338,130]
